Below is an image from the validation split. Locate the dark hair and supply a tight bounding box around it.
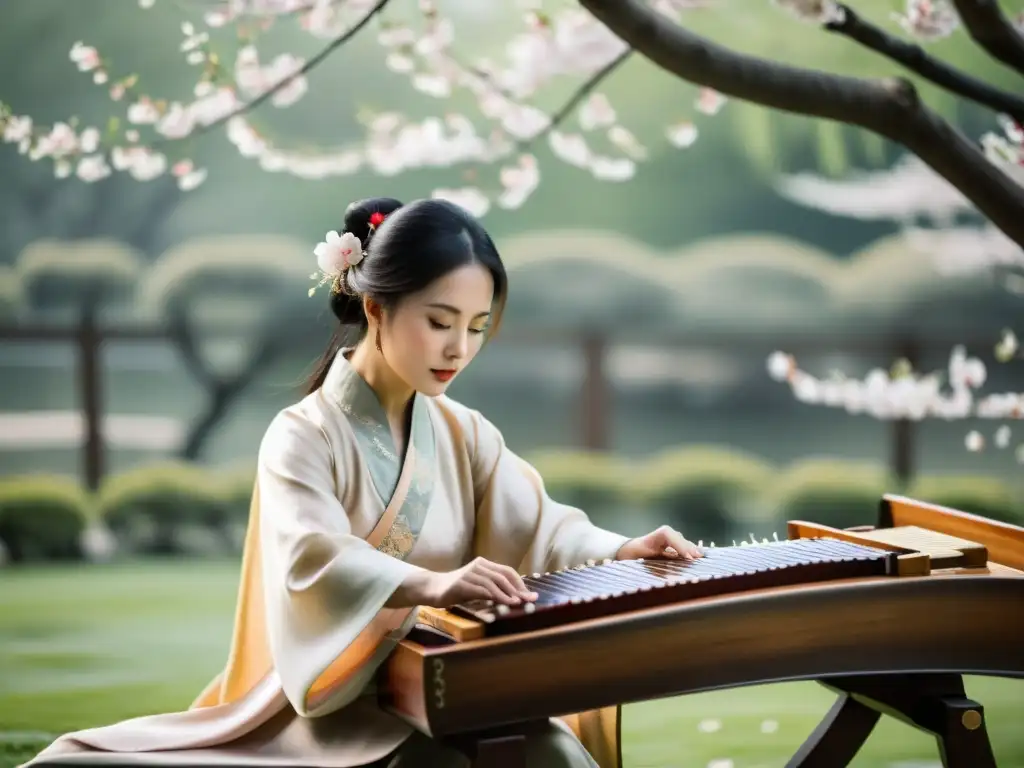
[304,197,508,393]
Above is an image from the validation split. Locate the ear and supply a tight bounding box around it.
[363,296,382,324]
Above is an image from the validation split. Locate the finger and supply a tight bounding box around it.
[480,565,524,602]
[486,561,537,601]
[468,573,520,605]
[661,528,696,559]
[463,583,497,604]
[649,526,678,557]
[444,580,496,608]
[670,532,703,559]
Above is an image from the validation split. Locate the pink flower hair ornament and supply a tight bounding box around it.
[308,213,387,298]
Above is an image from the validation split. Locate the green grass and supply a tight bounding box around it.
[1,562,1022,768]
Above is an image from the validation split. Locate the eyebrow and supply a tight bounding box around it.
[427,302,491,319]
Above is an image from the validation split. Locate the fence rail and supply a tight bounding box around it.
[0,321,995,490]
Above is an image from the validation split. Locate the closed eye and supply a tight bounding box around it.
[430,318,488,335]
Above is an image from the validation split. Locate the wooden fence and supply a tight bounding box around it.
[0,320,985,490]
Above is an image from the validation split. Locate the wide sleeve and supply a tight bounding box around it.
[256,407,425,717]
[464,408,630,574]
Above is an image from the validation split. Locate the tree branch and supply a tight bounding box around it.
[950,0,1024,76]
[518,49,634,150]
[827,4,1024,123]
[578,0,1024,248]
[179,337,287,460]
[157,0,392,145]
[167,302,218,390]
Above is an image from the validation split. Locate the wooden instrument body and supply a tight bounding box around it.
[377,494,1024,743]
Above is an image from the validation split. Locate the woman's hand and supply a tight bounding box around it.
[615,525,703,561]
[394,557,538,609]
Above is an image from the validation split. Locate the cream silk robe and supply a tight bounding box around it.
[23,352,629,768]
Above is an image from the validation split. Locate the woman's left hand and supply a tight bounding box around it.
[616,525,703,561]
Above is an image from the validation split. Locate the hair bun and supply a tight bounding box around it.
[342,197,404,242]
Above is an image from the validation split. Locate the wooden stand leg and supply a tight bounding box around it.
[785,693,881,768]
[467,733,526,768]
[786,674,998,768]
[448,721,548,768]
[930,695,997,768]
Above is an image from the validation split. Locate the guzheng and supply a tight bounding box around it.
[448,537,897,638]
[378,494,1024,768]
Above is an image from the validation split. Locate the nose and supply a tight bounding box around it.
[445,330,468,361]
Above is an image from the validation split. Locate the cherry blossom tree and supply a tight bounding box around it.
[765,149,1023,463]
[1,0,1022,238]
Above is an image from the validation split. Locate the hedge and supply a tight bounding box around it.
[0,474,90,562]
[529,449,632,504]
[96,461,247,556]
[766,458,891,531]
[635,447,774,543]
[1,448,1022,564]
[905,475,1023,525]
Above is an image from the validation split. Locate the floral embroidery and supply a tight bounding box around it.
[322,351,436,563]
[336,401,397,462]
[375,443,434,562]
[378,514,416,559]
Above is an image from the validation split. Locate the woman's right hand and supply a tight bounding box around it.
[422,557,538,608]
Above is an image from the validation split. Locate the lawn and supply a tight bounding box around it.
[1,561,1022,768]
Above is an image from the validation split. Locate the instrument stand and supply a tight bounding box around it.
[446,673,998,768]
[447,721,547,768]
[787,673,998,768]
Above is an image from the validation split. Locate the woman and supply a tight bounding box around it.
[23,197,701,768]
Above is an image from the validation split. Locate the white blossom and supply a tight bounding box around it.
[892,0,960,41]
[772,0,845,24]
[432,187,491,217]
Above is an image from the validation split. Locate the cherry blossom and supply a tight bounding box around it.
[995,329,1019,363]
[667,121,699,148]
[891,0,960,41]
[981,115,1024,187]
[0,0,728,211]
[432,187,491,217]
[0,0,1020,227]
[771,0,845,25]
[768,346,1024,459]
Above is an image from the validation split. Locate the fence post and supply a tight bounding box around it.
[891,337,922,487]
[78,300,103,491]
[581,333,609,451]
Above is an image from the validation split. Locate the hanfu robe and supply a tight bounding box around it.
[22,351,629,768]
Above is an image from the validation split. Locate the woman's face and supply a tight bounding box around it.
[381,263,495,397]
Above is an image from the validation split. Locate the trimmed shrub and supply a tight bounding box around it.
[637,446,774,544]
[528,449,637,530]
[0,474,90,562]
[216,464,256,552]
[97,462,232,556]
[906,475,1022,525]
[769,458,891,531]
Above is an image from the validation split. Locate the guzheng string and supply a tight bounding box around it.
[454,538,893,626]
[522,538,887,607]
